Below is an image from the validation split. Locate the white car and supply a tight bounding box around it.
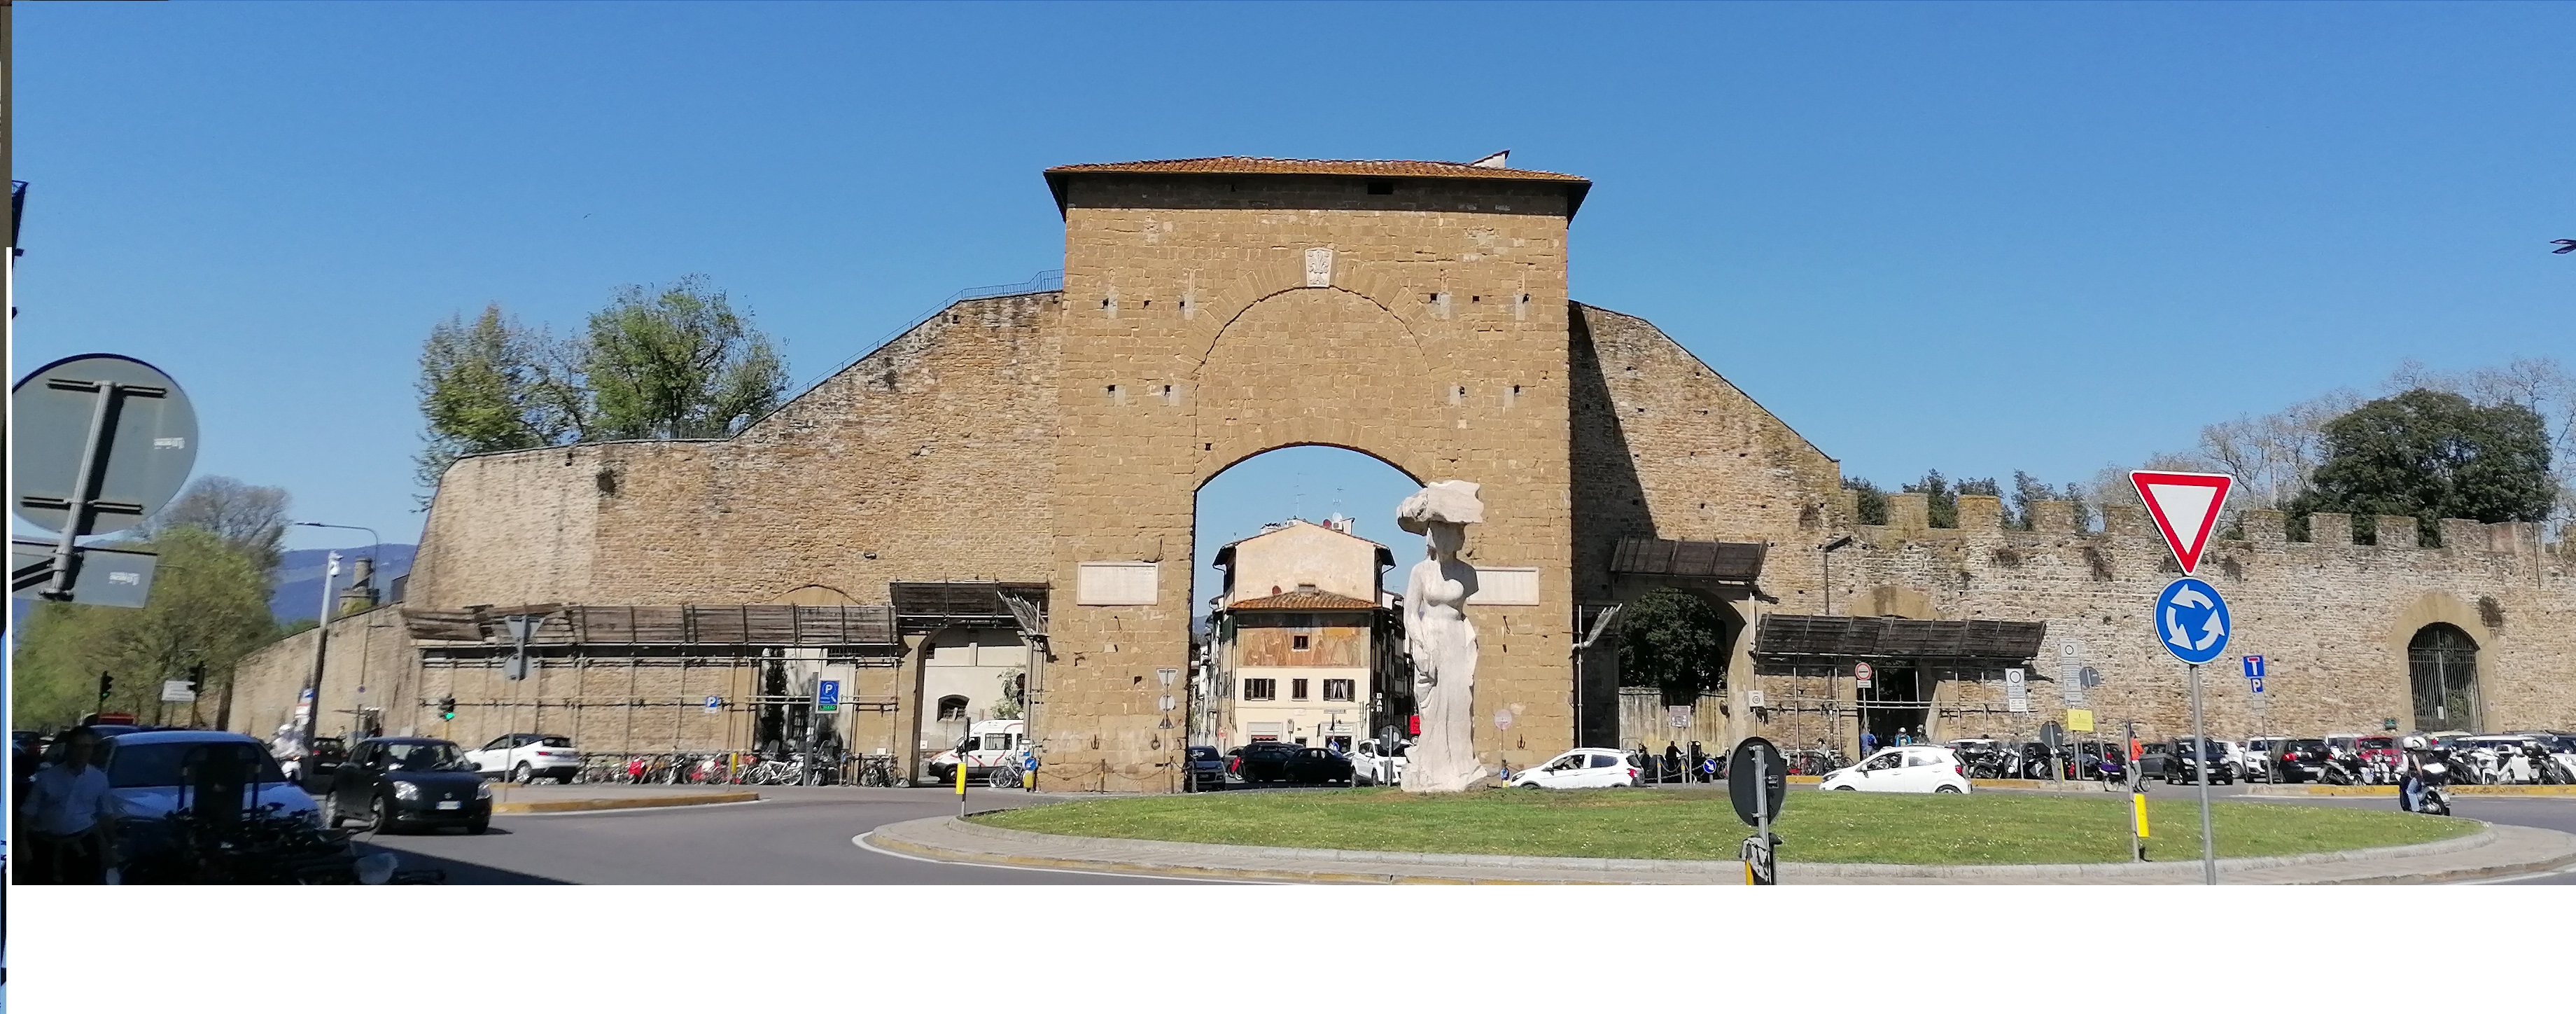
[1819,746,1971,794]
[928,719,1028,786]
[1509,748,1641,789]
[1351,739,1409,786]
[465,732,583,784]
[66,730,322,826]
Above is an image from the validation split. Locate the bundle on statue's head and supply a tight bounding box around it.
[1396,480,1485,534]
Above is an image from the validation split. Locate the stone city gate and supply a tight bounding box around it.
[239,153,2566,793]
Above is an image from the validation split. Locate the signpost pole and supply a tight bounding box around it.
[2127,720,2145,862]
[1752,746,1772,886]
[2188,663,2218,884]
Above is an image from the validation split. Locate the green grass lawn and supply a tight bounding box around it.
[975,788,2477,865]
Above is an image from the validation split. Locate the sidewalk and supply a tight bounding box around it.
[867,814,2576,884]
[483,783,762,814]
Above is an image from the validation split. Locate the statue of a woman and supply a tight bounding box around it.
[1397,480,1484,793]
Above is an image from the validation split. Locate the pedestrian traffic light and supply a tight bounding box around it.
[97,673,113,703]
[438,695,457,721]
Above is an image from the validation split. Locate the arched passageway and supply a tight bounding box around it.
[2408,623,2479,732]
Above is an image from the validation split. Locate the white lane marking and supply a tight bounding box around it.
[850,832,1273,884]
[2464,863,2576,885]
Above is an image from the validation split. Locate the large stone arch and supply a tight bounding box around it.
[1190,287,1448,485]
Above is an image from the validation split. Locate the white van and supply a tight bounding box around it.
[927,719,1026,786]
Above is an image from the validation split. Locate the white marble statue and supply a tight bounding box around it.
[1397,480,1485,793]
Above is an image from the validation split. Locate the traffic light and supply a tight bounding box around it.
[187,663,206,696]
[438,695,457,721]
[1406,714,1421,737]
[97,673,113,703]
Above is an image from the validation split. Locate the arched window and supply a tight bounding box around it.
[2408,624,2479,732]
[937,696,969,721]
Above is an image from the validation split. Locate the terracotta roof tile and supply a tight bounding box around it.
[1046,155,1587,184]
[1227,589,1381,611]
[1044,154,1590,217]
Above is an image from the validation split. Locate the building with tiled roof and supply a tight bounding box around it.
[1202,520,1409,755]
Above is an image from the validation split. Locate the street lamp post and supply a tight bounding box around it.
[291,522,381,751]
[1817,535,1857,756]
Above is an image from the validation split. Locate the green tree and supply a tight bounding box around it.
[1842,477,1889,525]
[414,305,578,498]
[10,527,283,728]
[579,276,787,440]
[2292,388,2556,544]
[1904,471,1998,528]
[1616,588,1730,704]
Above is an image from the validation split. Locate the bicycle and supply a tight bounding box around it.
[858,755,904,788]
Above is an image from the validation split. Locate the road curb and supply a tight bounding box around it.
[491,791,760,814]
[2248,784,2576,798]
[867,811,2572,885]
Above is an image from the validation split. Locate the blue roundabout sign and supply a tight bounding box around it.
[2155,576,2232,666]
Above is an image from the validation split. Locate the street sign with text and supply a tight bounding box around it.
[816,680,841,713]
[1854,662,1873,690]
[2005,667,2029,712]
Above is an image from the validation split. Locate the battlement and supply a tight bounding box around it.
[1847,493,2556,561]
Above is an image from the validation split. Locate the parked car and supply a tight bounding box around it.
[2165,737,2238,784]
[463,732,582,784]
[1352,739,1410,786]
[303,736,349,791]
[1508,748,1642,790]
[1184,745,1226,791]
[1819,746,1970,794]
[1228,742,1308,784]
[2136,742,2174,780]
[2244,737,2291,781]
[46,731,318,869]
[1228,742,1354,786]
[2273,738,2331,782]
[926,719,1027,784]
[323,737,492,835]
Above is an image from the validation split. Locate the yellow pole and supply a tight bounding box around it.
[956,756,968,817]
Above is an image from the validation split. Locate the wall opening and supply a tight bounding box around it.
[1193,445,1421,758]
[2407,623,2479,732]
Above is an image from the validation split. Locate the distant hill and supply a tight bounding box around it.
[271,545,416,623]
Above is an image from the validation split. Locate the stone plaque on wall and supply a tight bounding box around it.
[1470,566,1541,606]
[1076,561,1158,606]
[1303,247,1333,287]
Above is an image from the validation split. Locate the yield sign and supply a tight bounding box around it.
[2129,471,2234,575]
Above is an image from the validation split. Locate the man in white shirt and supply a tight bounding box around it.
[20,727,120,883]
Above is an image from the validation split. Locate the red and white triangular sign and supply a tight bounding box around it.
[2129,471,2234,575]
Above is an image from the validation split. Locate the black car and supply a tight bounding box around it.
[2272,738,2330,783]
[1185,746,1227,791]
[324,737,491,834]
[2164,738,2236,785]
[303,736,349,791]
[1228,742,1306,784]
[1280,748,1355,787]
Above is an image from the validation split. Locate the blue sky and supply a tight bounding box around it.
[14,2,2572,582]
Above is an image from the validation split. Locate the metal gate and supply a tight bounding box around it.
[2408,623,2479,732]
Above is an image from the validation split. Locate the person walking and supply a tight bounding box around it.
[20,727,120,884]
[1861,730,1879,756]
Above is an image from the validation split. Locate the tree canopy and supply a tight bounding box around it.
[10,526,283,728]
[414,278,789,499]
[1616,588,1730,704]
[2292,388,2555,543]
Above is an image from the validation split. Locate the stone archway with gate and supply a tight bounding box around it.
[1039,160,1583,791]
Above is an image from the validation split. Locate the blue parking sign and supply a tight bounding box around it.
[2243,655,2264,693]
[817,679,841,713]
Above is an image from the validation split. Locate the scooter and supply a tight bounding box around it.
[2402,756,2453,816]
[2094,753,2127,791]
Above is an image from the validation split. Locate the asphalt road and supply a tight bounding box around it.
[349,780,2576,885]
[348,786,1190,885]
